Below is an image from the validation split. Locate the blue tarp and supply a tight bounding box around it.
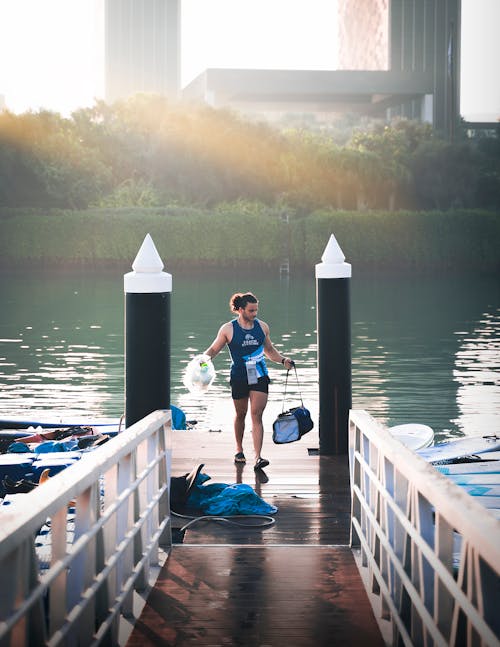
[186,473,278,516]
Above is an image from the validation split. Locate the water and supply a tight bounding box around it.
[0,268,499,443]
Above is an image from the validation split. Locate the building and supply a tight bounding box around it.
[337,0,460,136]
[104,0,461,137]
[183,0,461,137]
[105,0,180,103]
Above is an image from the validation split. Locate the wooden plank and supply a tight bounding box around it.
[126,546,385,647]
[169,429,351,546]
[125,428,385,645]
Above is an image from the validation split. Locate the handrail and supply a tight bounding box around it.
[349,409,500,647]
[0,409,171,647]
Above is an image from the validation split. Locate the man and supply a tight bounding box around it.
[203,292,294,470]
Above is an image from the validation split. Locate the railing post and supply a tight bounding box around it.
[124,234,172,427]
[316,234,352,455]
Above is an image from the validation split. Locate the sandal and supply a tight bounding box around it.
[234,452,246,463]
[254,457,269,470]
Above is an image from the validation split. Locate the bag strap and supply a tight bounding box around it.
[280,369,290,413]
[281,363,304,412]
[292,364,305,408]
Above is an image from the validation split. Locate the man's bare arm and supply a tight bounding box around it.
[261,321,294,368]
[204,322,232,359]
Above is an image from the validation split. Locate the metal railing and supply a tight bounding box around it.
[349,410,500,647]
[0,409,171,647]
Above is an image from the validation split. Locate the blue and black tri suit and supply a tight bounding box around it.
[228,318,270,398]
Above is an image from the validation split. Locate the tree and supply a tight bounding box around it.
[410,140,479,209]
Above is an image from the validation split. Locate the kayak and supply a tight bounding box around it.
[0,408,189,494]
[0,405,187,434]
[0,416,121,431]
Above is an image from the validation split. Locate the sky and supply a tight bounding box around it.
[0,0,498,121]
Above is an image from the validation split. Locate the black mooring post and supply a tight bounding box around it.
[316,234,352,455]
[124,234,172,428]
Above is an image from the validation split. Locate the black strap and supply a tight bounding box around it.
[281,364,304,413]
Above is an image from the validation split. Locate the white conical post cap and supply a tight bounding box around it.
[124,234,172,293]
[315,234,352,278]
[132,233,164,272]
[321,234,345,264]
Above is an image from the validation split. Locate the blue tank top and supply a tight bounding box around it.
[228,319,269,381]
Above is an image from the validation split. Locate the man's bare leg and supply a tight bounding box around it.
[249,390,268,461]
[233,397,248,455]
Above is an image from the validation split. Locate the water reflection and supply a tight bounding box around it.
[0,268,498,441]
[350,273,500,441]
[453,309,500,436]
[0,270,124,418]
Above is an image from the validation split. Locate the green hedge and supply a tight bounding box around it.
[298,209,500,272]
[0,206,498,274]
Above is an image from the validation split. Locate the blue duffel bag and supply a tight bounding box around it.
[272,366,314,444]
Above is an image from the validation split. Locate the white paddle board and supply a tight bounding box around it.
[437,460,500,476]
[446,473,500,486]
[456,484,500,497]
[477,450,500,461]
[389,423,434,450]
[417,435,500,462]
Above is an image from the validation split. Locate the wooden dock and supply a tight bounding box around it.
[126,426,384,646]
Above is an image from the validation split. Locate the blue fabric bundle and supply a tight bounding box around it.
[34,440,80,453]
[6,442,31,453]
[171,405,186,430]
[186,474,277,516]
